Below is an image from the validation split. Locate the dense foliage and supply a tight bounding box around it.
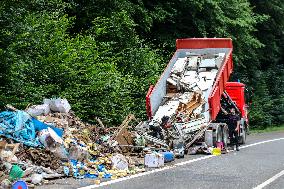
[0,0,283,128]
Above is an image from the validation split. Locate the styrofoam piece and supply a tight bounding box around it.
[187,56,199,68]
[151,100,180,124]
[184,70,197,76]
[216,53,226,68]
[180,76,199,86]
[144,153,164,168]
[171,58,187,74]
[166,77,177,86]
[200,58,216,68]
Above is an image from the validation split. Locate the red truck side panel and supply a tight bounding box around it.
[146,85,154,119]
[176,38,233,49]
[209,51,233,120]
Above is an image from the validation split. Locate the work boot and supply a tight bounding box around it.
[236,146,239,151]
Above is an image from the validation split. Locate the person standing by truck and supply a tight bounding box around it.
[221,106,241,151]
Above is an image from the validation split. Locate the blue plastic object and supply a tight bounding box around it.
[161,151,175,162]
[85,173,98,178]
[63,166,70,176]
[12,180,28,189]
[32,117,64,137]
[97,164,106,172]
[0,110,64,147]
[103,173,112,179]
[0,111,42,147]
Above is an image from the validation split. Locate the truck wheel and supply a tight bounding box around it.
[239,129,246,144]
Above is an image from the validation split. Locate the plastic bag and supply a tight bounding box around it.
[27,104,50,117]
[38,128,68,159]
[68,143,89,161]
[31,173,43,184]
[44,98,71,113]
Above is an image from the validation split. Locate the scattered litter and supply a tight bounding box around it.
[111,154,129,170]
[44,98,71,114]
[144,152,164,168]
[161,151,175,162]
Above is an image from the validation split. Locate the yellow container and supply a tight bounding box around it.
[212,148,221,156]
[94,180,101,185]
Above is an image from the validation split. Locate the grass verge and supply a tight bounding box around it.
[251,125,284,133]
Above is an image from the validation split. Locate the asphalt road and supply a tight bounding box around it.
[37,131,284,189]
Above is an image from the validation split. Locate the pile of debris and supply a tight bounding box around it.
[0,99,173,188]
[0,54,229,188]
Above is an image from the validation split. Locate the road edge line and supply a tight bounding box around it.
[240,138,284,149]
[253,170,284,189]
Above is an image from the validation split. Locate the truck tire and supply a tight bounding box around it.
[239,128,246,144]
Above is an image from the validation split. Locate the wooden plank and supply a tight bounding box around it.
[0,141,7,154]
[95,117,105,129]
[111,114,135,140]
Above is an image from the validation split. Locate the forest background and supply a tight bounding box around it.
[0,0,283,129]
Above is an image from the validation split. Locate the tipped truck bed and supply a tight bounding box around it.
[146,38,233,122]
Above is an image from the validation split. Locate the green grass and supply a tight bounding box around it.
[251,125,284,133]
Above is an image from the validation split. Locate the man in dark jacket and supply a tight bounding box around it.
[221,106,240,151]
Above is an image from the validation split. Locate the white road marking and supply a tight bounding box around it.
[253,170,284,189]
[78,137,284,189]
[240,138,284,149]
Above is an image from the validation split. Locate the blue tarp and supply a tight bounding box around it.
[0,110,42,147]
[0,110,64,147]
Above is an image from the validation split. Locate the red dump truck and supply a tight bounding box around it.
[144,38,249,153]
